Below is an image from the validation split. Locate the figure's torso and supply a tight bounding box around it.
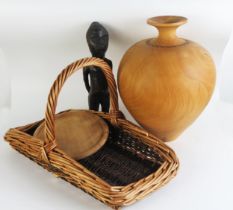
[87,58,112,93]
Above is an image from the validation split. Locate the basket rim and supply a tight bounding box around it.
[4,109,179,207]
[5,109,179,187]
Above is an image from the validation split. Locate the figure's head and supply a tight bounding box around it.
[86,22,109,58]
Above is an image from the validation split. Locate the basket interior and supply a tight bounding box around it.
[26,119,165,186]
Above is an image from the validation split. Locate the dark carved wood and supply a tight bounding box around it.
[83,22,112,112]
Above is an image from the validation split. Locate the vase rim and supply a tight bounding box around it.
[147,16,188,27]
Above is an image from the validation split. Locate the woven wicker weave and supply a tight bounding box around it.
[4,57,179,209]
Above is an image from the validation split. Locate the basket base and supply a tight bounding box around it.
[79,124,163,186]
[26,118,164,186]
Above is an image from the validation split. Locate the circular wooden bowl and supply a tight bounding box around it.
[34,110,109,160]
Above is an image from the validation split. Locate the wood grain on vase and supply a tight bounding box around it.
[118,16,216,141]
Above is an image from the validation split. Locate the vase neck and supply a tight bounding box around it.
[147,16,187,47]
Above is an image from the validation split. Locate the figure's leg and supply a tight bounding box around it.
[101,92,110,112]
[88,92,100,111]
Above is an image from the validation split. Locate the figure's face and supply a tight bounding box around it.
[86,22,109,58]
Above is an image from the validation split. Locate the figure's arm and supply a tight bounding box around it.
[109,60,113,69]
[105,58,113,69]
[83,67,91,92]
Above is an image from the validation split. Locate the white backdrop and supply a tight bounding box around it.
[220,31,233,103]
[0,0,232,127]
[1,1,233,210]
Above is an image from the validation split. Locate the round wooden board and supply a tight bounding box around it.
[34,110,109,160]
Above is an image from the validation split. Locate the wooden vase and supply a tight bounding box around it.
[117,16,216,141]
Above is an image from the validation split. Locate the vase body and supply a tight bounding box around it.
[118,16,216,141]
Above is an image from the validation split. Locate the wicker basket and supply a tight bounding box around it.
[4,57,179,209]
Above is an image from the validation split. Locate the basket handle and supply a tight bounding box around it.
[39,57,123,163]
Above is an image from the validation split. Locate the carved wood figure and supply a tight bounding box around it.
[83,22,112,112]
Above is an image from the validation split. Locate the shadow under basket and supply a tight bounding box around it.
[4,57,179,210]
